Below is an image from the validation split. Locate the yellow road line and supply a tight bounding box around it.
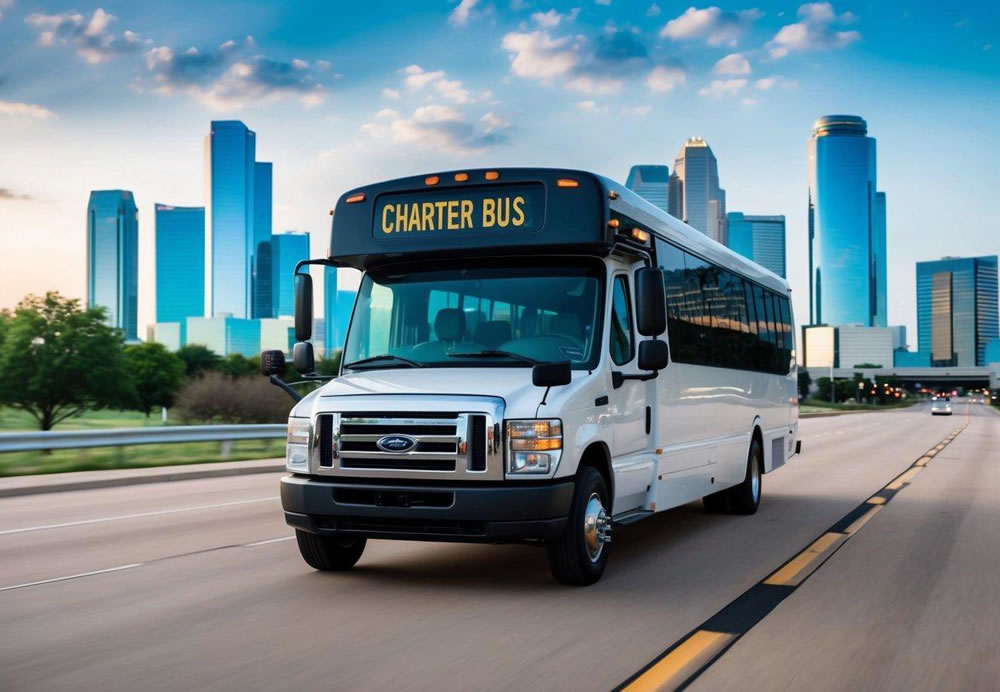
[914,456,932,467]
[623,630,736,692]
[866,496,886,505]
[886,466,922,490]
[764,532,846,587]
[844,505,884,534]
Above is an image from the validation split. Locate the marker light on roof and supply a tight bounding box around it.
[345,193,365,204]
[425,176,440,186]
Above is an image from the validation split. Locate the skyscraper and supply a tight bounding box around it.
[668,138,727,244]
[726,213,786,278]
[807,115,887,327]
[271,232,310,317]
[324,266,355,356]
[253,161,273,319]
[206,120,256,318]
[624,165,670,212]
[916,256,999,367]
[155,204,205,343]
[86,190,138,340]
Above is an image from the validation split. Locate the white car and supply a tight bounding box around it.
[931,399,952,416]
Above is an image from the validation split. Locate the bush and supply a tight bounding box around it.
[175,372,294,424]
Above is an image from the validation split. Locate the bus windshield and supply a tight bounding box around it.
[343,260,604,371]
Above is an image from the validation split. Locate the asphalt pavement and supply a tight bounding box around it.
[1,401,994,691]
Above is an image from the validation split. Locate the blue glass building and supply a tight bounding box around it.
[625,165,670,212]
[87,190,138,340]
[271,232,310,317]
[324,267,356,357]
[916,256,999,367]
[207,120,255,318]
[726,213,786,278]
[807,115,887,327]
[669,138,726,244]
[253,161,273,319]
[155,204,205,343]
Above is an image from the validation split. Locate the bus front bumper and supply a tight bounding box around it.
[281,474,574,543]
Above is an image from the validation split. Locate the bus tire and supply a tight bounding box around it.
[702,491,729,513]
[295,530,367,571]
[727,437,763,515]
[546,466,611,586]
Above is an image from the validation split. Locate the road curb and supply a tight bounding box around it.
[0,462,285,498]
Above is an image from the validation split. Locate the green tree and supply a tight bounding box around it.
[176,344,221,377]
[315,349,342,377]
[219,353,257,378]
[124,342,186,416]
[0,292,133,430]
[797,370,812,399]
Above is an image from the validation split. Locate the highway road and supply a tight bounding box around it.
[1,401,997,691]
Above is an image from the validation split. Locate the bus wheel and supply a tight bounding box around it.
[702,491,729,513]
[727,437,763,515]
[546,466,611,586]
[296,530,367,571]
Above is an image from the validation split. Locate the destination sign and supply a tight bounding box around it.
[372,184,544,239]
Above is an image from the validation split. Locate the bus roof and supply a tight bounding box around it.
[328,167,789,295]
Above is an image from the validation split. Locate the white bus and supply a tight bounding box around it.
[263,167,799,586]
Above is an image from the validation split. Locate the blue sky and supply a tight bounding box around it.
[1,0,998,344]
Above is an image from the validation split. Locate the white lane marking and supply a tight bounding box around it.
[244,536,295,546]
[0,563,142,592]
[0,496,279,536]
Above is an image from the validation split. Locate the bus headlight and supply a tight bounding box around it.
[506,419,562,475]
[286,417,312,471]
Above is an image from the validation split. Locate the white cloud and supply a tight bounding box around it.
[0,0,14,20]
[622,104,652,116]
[754,75,797,89]
[361,102,509,155]
[531,8,580,28]
[660,6,761,46]
[713,52,751,74]
[698,78,747,97]
[381,87,400,100]
[400,65,474,103]
[647,3,661,17]
[449,0,479,27]
[767,2,860,58]
[576,99,608,113]
[741,96,757,105]
[501,30,579,81]
[645,64,686,92]
[0,100,57,119]
[25,8,140,63]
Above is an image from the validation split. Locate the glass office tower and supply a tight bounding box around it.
[253,161,273,319]
[324,266,356,357]
[271,232,310,317]
[807,115,887,327]
[916,256,999,367]
[206,120,255,318]
[726,213,786,278]
[625,165,670,212]
[87,190,138,340]
[155,204,205,343]
[668,138,727,244]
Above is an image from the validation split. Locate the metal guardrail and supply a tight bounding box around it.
[0,424,287,453]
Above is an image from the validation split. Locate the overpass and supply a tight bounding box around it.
[800,365,1000,390]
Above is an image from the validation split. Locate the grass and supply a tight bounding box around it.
[0,407,282,477]
[800,398,919,415]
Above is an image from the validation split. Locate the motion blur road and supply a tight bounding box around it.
[2,401,997,691]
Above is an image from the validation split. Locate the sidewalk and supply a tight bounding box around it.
[0,458,284,498]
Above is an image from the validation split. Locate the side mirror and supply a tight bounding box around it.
[260,349,287,377]
[638,339,669,371]
[634,267,666,337]
[532,361,572,387]
[293,341,315,375]
[294,273,313,342]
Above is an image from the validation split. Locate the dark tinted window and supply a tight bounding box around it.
[609,275,634,366]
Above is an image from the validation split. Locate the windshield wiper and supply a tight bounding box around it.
[344,354,425,369]
[447,350,542,365]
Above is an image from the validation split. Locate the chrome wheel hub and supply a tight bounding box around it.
[583,493,611,562]
[750,459,761,502]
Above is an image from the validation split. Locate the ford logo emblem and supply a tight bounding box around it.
[376,435,416,453]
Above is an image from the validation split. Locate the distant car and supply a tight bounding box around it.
[931,399,953,416]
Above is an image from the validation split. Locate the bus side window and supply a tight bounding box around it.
[609,276,635,365]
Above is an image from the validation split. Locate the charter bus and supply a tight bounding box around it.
[262,167,799,586]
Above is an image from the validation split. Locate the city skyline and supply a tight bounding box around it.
[1,1,998,344]
[669,137,728,244]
